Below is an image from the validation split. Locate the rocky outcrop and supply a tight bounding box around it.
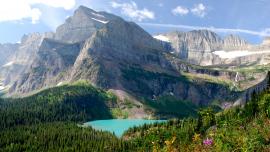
[223,34,249,50]
[234,72,270,106]
[55,5,120,43]
[0,43,18,66]
[9,39,81,93]
[1,32,54,86]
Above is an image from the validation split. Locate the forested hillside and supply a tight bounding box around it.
[0,81,116,129]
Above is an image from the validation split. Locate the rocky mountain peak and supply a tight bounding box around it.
[55,6,117,43]
[21,33,43,44]
[189,30,221,41]
[223,34,249,50]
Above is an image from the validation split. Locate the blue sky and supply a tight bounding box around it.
[0,0,270,44]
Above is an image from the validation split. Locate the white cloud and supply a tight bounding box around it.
[191,3,206,18]
[0,0,76,24]
[111,1,155,21]
[31,8,42,24]
[28,0,76,10]
[172,6,189,16]
[139,23,270,37]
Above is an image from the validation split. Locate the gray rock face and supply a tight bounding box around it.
[160,30,223,65]
[0,43,18,66]
[10,39,81,93]
[55,5,120,43]
[1,32,54,86]
[223,34,249,50]
[155,31,270,66]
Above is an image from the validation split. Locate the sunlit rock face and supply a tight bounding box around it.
[0,43,18,66]
[54,5,120,43]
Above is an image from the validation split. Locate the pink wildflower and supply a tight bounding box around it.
[203,138,213,146]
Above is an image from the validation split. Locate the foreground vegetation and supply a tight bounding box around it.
[1,79,270,151]
[124,87,270,151]
[0,122,134,152]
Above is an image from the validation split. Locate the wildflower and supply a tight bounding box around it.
[209,132,215,137]
[203,138,213,146]
[192,133,201,142]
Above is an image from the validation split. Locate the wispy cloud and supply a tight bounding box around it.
[171,3,207,18]
[29,0,76,10]
[111,1,155,21]
[191,3,207,18]
[172,6,189,16]
[139,23,270,37]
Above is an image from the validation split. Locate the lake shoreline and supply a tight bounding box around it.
[82,119,167,137]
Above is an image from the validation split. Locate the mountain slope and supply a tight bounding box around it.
[0,82,116,129]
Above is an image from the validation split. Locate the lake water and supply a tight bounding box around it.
[84,119,166,137]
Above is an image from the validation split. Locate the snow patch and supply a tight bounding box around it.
[91,12,105,18]
[57,82,63,86]
[0,86,5,91]
[153,35,170,42]
[213,50,270,59]
[91,18,108,24]
[2,61,14,67]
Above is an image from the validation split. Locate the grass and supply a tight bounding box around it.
[111,108,129,119]
[143,95,199,119]
[181,72,240,91]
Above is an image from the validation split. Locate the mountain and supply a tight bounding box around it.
[154,31,270,66]
[7,6,243,108]
[223,34,249,50]
[0,32,54,86]
[0,43,18,66]
[54,6,121,43]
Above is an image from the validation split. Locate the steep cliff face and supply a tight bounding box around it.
[9,39,81,93]
[1,32,54,86]
[155,30,223,65]
[0,43,18,66]
[223,34,249,50]
[55,6,120,43]
[233,72,270,106]
[154,31,270,66]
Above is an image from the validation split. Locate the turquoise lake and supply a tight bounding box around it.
[84,119,166,137]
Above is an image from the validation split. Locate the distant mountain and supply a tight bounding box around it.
[154,31,270,66]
